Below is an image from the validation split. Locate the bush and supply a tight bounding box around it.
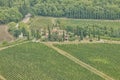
[89,39,93,42]
[2,41,8,45]
[69,37,76,41]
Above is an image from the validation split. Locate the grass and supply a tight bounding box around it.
[29,16,53,29]
[29,16,120,29]
[55,43,120,80]
[57,18,120,28]
[0,39,27,48]
[0,42,103,80]
[101,36,120,41]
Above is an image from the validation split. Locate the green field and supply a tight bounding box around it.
[0,42,103,80]
[55,43,120,80]
[58,19,120,28]
[29,16,120,29]
[0,39,27,48]
[29,16,53,29]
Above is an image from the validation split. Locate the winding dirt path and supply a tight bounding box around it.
[44,43,115,80]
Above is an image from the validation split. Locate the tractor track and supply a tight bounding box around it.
[44,43,115,80]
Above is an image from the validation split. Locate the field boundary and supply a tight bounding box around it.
[42,40,120,45]
[38,16,120,22]
[44,43,115,80]
[0,41,29,51]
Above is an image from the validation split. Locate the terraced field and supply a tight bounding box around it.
[55,43,120,80]
[0,42,103,80]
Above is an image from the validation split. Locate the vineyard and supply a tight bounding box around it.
[0,0,120,80]
[55,43,120,80]
[0,42,103,80]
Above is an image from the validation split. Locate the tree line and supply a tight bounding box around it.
[64,25,120,41]
[1,0,120,24]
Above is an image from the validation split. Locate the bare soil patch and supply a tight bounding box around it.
[0,25,14,42]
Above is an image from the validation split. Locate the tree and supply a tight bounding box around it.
[36,30,40,40]
[97,29,101,41]
[19,22,29,36]
[80,28,84,41]
[48,26,51,41]
[8,0,13,8]
[14,30,21,38]
[62,30,65,41]
[27,32,30,40]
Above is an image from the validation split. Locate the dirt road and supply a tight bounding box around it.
[44,43,115,80]
[42,39,120,45]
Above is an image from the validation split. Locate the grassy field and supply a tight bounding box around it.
[29,16,53,29]
[0,42,103,80]
[29,16,120,29]
[0,39,27,48]
[57,18,120,28]
[55,43,120,80]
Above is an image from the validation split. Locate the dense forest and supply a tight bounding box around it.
[0,0,120,24]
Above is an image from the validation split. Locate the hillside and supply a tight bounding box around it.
[55,43,120,80]
[0,43,103,80]
[29,16,120,28]
[0,25,14,43]
[28,16,120,41]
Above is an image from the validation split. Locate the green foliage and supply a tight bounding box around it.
[29,17,120,41]
[0,43,103,80]
[2,41,8,45]
[1,0,120,24]
[48,26,51,41]
[8,22,20,38]
[8,22,17,33]
[8,22,30,38]
[29,16,52,29]
[68,37,76,41]
[19,22,29,36]
[13,29,21,38]
[0,7,23,24]
[0,39,27,48]
[55,44,120,80]
[32,0,120,19]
